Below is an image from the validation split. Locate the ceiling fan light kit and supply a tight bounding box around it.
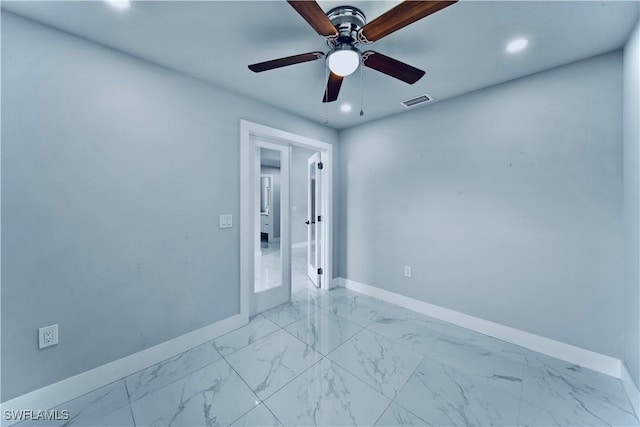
[248,1,458,103]
[326,46,360,77]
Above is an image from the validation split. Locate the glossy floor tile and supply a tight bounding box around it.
[394,356,521,426]
[19,276,639,427]
[327,328,424,399]
[261,299,317,328]
[292,286,337,310]
[131,358,259,426]
[520,363,638,426]
[427,335,526,396]
[284,309,363,355]
[228,403,282,427]
[254,241,282,293]
[225,329,322,399]
[367,316,443,355]
[212,314,280,356]
[374,402,431,427]
[14,381,134,427]
[264,358,390,427]
[324,299,388,327]
[126,341,222,402]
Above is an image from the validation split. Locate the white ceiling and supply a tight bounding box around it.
[3,0,638,129]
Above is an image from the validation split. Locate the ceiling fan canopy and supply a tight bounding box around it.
[248,1,458,103]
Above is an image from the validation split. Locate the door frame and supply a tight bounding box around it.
[240,120,334,318]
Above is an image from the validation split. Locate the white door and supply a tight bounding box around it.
[307,153,323,287]
[251,141,291,315]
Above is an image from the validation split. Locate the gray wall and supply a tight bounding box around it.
[338,52,624,358]
[291,146,318,245]
[1,12,337,401]
[260,166,281,240]
[623,18,640,386]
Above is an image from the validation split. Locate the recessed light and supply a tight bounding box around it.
[506,38,528,54]
[106,0,131,10]
[340,103,352,113]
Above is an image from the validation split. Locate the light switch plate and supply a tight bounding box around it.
[219,214,232,228]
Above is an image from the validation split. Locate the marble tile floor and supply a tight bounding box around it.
[15,286,639,427]
[255,243,314,294]
[254,241,282,293]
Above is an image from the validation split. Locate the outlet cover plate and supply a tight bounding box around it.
[404,265,412,278]
[39,324,58,349]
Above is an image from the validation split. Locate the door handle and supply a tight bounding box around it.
[305,220,310,225]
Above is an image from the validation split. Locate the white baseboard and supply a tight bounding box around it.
[0,313,247,424]
[291,241,307,249]
[339,277,622,379]
[622,362,640,418]
[328,277,341,291]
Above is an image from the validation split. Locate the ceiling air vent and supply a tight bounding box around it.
[401,94,433,109]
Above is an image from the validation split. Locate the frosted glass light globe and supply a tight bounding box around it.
[327,49,360,77]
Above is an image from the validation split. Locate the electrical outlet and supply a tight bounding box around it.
[404,265,412,278]
[39,324,58,349]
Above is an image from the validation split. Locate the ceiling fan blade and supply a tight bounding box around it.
[287,1,339,38]
[323,72,343,103]
[362,51,425,84]
[248,52,324,73]
[358,1,457,43]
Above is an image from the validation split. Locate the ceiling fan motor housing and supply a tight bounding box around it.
[326,6,366,47]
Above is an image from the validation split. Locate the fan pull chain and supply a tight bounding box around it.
[359,59,365,117]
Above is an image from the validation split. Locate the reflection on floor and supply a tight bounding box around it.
[254,240,281,293]
[255,242,317,294]
[292,244,316,294]
[15,287,639,426]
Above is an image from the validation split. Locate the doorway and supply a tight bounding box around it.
[251,141,290,315]
[307,152,322,288]
[291,146,323,294]
[240,120,333,318]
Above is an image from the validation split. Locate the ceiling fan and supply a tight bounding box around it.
[248,1,458,103]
